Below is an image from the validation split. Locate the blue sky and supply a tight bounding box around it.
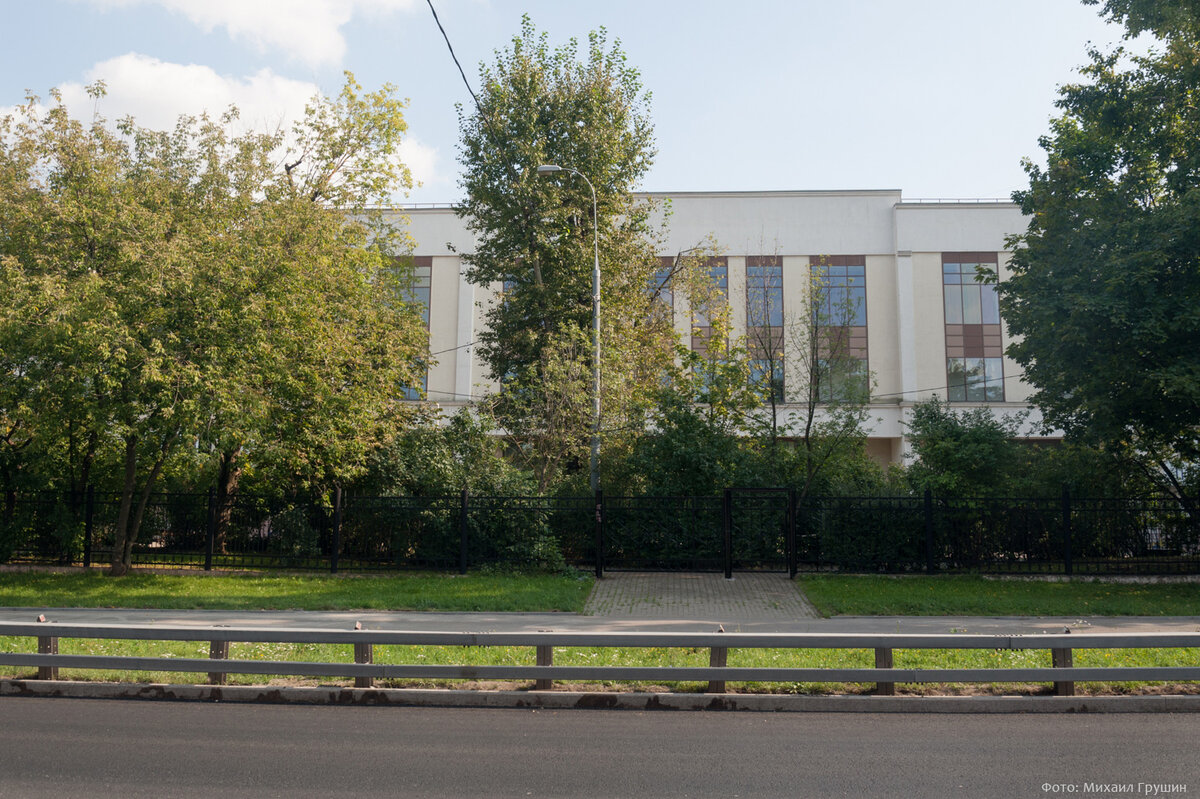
[1,0,1130,204]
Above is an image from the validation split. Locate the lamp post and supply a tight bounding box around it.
[536,164,601,494]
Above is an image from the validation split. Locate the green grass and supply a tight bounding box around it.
[799,575,1200,617]
[0,570,593,613]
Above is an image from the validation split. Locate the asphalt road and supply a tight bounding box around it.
[1,698,1197,798]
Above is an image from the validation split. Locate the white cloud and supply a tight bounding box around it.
[57,53,318,135]
[4,53,441,199]
[80,0,418,68]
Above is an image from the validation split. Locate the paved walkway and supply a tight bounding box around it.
[583,572,820,620]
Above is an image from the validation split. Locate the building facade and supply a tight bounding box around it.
[395,189,1053,464]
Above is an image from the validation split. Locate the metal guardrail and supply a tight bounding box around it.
[2,622,1199,697]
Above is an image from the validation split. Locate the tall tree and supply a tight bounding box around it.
[456,17,710,491]
[999,0,1200,509]
[0,75,427,573]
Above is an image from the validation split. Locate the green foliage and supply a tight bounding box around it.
[0,74,427,573]
[357,408,534,497]
[905,398,1026,497]
[1001,1,1200,503]
[456,17,717,493]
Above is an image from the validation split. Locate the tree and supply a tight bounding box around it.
[0,75,427,574]
[455,17,715,491]
[999,0,1200,511]
[905,398,1026,497]
[741,254,875,496]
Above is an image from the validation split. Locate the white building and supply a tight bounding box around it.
[397,189,1053,464]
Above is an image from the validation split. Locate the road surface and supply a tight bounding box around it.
[1,697,1197,798]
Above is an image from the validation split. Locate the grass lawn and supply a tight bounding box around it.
[0,570,593,613]
[799,574,1200,617]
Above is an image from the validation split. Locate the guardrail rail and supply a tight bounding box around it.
[3,622,1200,697]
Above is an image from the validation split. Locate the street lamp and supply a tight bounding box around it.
[536,164,601,494]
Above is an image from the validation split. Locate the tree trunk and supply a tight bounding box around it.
[109,435,139,577]
[215,447,242,553]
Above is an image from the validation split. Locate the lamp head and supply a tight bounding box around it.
[536,164,563,174]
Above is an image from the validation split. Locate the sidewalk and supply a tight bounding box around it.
[2,572,1199,634]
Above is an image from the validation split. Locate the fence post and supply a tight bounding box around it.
[330,486,342,575]
[594,489,604,579]
[354,640,374,689]
[535,645,554,690]
[459,488,469,575]
[37,633,59,681]
[208,640,229,685]
[874,647,895,695]
[787,487,797,579]
[1061,485,1073,576]
[722,489,733,580]
[82,485,95,569]
[924,489,935,573]
[1052,647,1075,696]
[707,645,728,693]
[204,487,216,572]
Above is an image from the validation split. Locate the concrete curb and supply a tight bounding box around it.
[4,679,1199,713]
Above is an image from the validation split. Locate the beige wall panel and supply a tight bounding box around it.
[865,438,894,467]
[727,256,746,335]
[647,191,900,256]
[895,203,1026,253]
[425,256,460,404]
[472,281,502,395]
[911,253,948,401]
[781,256,809,402]
[995,251,1035,402]
[865,254,900,402]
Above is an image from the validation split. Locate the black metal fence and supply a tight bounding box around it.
[1,487,1197,576]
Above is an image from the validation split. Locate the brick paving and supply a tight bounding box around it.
[582,572,821,621]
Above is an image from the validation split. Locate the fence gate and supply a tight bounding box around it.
[725,488,796,577]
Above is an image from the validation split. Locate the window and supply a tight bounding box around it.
[400,257,431,400]
[649,257,674,310]
[746,257,784,401]
[750,358,785,403]
[817,357,869,403]
[811,259,866,327]
[947,357,1003,402]
[943,253,1004,402]
[811,256,868,403]
[691,257,728,354]
[746,259,782,327]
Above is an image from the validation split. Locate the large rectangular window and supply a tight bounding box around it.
[400,257,432,400]
[811,255,868,402]
[943,253,1004,402]
[746,256,784,401]
[691,257,728,355]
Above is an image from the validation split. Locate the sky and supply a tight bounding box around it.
[1,0,1135,205]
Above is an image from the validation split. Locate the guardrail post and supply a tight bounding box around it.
[1061,485,1073,576]
[707,646,728,693]
[208,641,229,685]
[330,487,342,575]
[924,489,935,573]
[36,634,58,681]
[722,489,733,580]
[204,487,217,572]
[594,489,604,579]
[82,485,95,569]
[1052,647,1075,696]
[354,641,374,689]
[874,648,895,695]
[459,488,469,575]
[535,645,554,690]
